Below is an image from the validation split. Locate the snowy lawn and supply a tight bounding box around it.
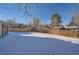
[0,32,79,55]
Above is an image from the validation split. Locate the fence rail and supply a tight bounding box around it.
[48,29,79,38]
[8,27,79,38]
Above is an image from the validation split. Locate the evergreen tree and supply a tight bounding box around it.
[51,13,62,27]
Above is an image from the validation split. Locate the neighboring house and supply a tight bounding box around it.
[66,15,79,31]
[66,25,79,31]
[0,21,8,38]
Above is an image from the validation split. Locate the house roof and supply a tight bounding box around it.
[66,25,79,28]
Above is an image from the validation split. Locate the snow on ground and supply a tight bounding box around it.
[0,32,79,55]
[21,32,79,44]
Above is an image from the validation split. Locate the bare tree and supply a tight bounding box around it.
[14,3,40,18]
[69,15,79,26]
[32,17,41,28]
[69,4,79,16]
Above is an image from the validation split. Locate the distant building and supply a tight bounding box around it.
[67,15,79,31]
[66,25,79,31]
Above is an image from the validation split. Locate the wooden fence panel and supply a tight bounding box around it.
[48,29,79,38]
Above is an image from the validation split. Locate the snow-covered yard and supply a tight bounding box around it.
[0,32,79,55]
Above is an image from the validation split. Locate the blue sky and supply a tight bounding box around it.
[0,3,79,25]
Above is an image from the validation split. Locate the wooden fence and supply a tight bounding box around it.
[8,27,31,32]
[8,27,79,38]
[48,29,79,38]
